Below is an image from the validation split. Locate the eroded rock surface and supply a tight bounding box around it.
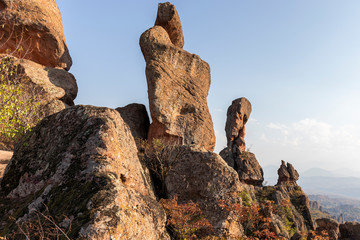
[140,3,215,151]
[315,218,339,240]
[155,2,184,48]
[0,105,169,240]
[0,0,72,70]
[277,160,299,185]
[257,184,315,237]
[225,98,252,152]
[164,145,245,238]
[339,221,360,240]
[220,98,263,186]
[116,103,150,141]
[0,55,77,150]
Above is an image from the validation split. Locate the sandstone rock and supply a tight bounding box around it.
[0,105,169,239]
[140,4,215,152]
[339,221,360,240]
[0,0,72,70]
[315,218,340,240]
[225,98,252,152]
[220,98,263,186]
[1,54,77,107]
[258,184,315,236]
[0,55,77,150]
[116,103,150,141]
[277,160,299,185]
[0,150,12,179]
[155,2,184,48]
[164,145,245,238]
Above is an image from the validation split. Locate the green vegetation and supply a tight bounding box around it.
[0,55,43,148]
[239,191,252,207]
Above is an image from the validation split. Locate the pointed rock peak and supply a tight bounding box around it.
[225,97,252,151]
[277,160,299,185]
[140,2,215,151]
[220,97,263,186]
[155,2,184,48]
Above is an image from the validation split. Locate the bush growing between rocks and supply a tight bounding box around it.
[160,196,213,240]
[0,54,43,149]
[137,138,187,198]
[2,206,71,240]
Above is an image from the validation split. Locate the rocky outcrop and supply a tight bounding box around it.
[225,98,252,152]
[0,106,169,239]
[116,103,150,141]
[277,160,299,185]
[257,184,315,237]
[315,218,340,240]
[339,222,360,240]
[155,2,184,48]
[0,0,72,70]
[0,54,78,150]
[220,98,263,186]
[164,145,245,238]
[309,200,320,210]
[1,55,77,107]
[140,3,215,151]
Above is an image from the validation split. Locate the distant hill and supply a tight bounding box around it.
[309,194,360,222]
[299,176,360,199]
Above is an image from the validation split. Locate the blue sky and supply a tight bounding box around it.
[57,1,360,176]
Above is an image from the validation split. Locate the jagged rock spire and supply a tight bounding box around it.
[276,160,299,185]
[220,97,264,186]
[140,2,215,151]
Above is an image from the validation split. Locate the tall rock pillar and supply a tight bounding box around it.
[140,2,215,151]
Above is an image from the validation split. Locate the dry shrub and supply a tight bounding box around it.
[160,196,213,240]
[5,207,71,240]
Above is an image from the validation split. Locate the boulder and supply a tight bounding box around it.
[140,3,215,152]
[277,160,299,185]
[0,55,77,150]
[0,105,169,240]
[0,0,72,70]
[339,221,360,240]
[164,145,246,238]
[155,2,184,48]
[116,103,150,141]
[315,218,339,240]
[219,98,263,186]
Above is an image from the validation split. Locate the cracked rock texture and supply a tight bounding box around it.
[0,0,72,70]
[220,98,263,186]
[0,105,169,240]
[140,3,215,151]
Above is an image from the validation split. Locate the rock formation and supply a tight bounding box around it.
[225,97,252,152]
[0,0,78,150]
[277,160,299,185]
[154,2,184,48]
[164,145,246,238]
[220,98,264,186]
[116,103,150,141]
[140,2,215,151]
[0,106,169,239]
[0,54,78,150]
[339,222,360,240]
[315,218,340,240]
[0,0,72,70]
